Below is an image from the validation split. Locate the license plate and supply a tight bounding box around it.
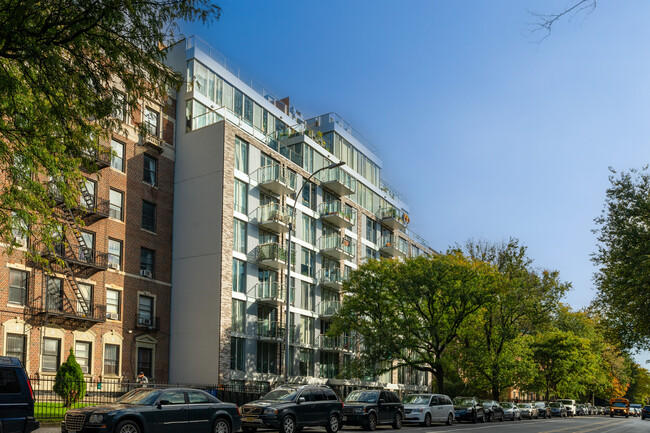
[243,417,256,422]
[342,416,348,421]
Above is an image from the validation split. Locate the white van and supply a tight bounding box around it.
[557,399,576,417]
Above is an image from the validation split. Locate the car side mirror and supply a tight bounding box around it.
[298,397,305,404]
[159,399,171,406]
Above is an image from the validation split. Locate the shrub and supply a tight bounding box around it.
[53,348,87,407]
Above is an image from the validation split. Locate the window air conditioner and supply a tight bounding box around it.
[140,269,153,278]
[106,312,119,320]
[108,262,120,270]
[140,316,153,326]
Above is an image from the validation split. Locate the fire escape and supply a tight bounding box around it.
[28,139,111,328]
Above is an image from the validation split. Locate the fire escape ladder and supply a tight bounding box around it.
[62,255,91,316]
[79,181,95,210]
[61,208,92,261]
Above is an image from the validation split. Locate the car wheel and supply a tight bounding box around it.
[486,413,491,422]
[214,418,231,433]
[242,428,257,433]
[500,413,504,422]
[366,413,377,431]
[392,412,402,429]
[422,413,432,427]
[116,420,141,433]
[480,413,486,423]
[280,415,296,433]
[472,412,478,423]
[325,414,340,433]
[446,413,454,426]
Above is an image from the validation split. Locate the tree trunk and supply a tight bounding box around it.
[434,367,445,394]
[492,383,500,401]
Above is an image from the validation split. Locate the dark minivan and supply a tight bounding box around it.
[342,390,404,431]
[0,356,39,433]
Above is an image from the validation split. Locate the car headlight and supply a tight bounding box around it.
[263,408,278,415]
[354,407,364,414]
[415,408,424,412]
[88,414,105,424]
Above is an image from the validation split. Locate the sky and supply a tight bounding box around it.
[182,1,650,362]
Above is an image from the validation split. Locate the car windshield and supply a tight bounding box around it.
[557,400,572,405]
[501,403,513,409]
[263,389,300,401]
[453,398,474,406]
[480,401,493,406]
[613,402,627,407]
[519,403,532,408]
[116,389,161,405]
[550,403,562,408]
[345,391,379,403]
[535,402,546,408]
[402,395,431,405]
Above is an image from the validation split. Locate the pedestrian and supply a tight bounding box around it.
[137,371,148,387]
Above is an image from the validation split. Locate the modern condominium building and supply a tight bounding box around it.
[166,37,433,393]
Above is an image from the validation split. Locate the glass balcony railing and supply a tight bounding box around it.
[257,242,295,269]
[378,235,408,256]
[255,320,284,339]
[376,207,409,228]
[251,281,284,303]
[317,234,356,259]
[318,268,345,289]
[318,201,356,228]
[254,203,293,232]
[318,167,356,195]
[317,300,341,317]
[255,164,297,195]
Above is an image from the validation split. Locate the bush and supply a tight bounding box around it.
[53,348,87,407]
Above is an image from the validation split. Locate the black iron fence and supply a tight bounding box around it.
[30,376,269,422]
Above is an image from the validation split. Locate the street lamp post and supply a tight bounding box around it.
[284,160,345,384]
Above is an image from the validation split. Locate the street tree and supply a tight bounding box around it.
[330,252,498,394]
[0,0,220,252]
[53,348,86,407]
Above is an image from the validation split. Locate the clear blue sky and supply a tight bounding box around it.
[182,1,650,361]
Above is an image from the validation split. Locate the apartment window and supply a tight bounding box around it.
[42,338,61,372]
[301,180,317,211]
[111,139,124,172]
[76,283,93,314]
[8,269,28,305]
[235,137,248,173]
[46,277,63,311]
[256,341,277,374]
[142,201,156,232]
[365,215,378,243]
[138,295,154,326]
[300,247,315,278]
[109,189,124,220]
[320,351,339,379]
[143,154,157,186]
[75,341,91,374]
[232,258,246,293]
[79,231,95,263]
[106,289,121,320]
[108,238,122,270]
[144,107,160,136]
[137,347,153,378]
[297,348,314,377]
[231,337,245,371]
[233,219,247,254]
[140,248,155,277]
[104,344,120,375]
[6,334,26,365]
[301,214,316,245]
[232,299,246,333]
[234,179,247,214]
[300,281,314,311]
[10,213,27,247]
[299,315,314,345]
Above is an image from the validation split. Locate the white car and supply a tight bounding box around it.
[402,393,455,426]
[500,402,522,420]
[557,399,576,417]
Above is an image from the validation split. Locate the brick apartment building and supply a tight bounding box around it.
[0,93,176,383]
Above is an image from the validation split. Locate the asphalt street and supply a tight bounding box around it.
[34,416,650,433]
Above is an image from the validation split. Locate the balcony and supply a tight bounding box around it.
[253,203,293,233]
[317,300,341,319]
[254,164,296,196]
[378,235,407,258]
[255,320,284,340]
[140,132,164,154]
[317,334,356,352]
[135,314,160,331]
[250,282,285,306]
[318,166,356,196]
[256,242,294,271]
[81,142,111,172]
[78,197,111,224]
[37,241,109,276]
[318,268,345,291]
[376,207,409,231]
[29,295,106,325]
[317,234,355,261]
[318,201,355,229]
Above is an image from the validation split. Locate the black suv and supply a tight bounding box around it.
[480,400,504,422]
[341,389,404,431]
[0,356,39,433]
[240,385,342,433]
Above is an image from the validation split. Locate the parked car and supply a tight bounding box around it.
[480,400,504,422]
[402,393,454,426]
[556,399,576,417]
[587,404,598,415]
[576,404,588,416]
[641,405,650,420]
[550,402,567,418]
[518,403,539,419]
[240,385,342,433]
[534,401,551,419]
[630,404,642,417]
[603,406,610,416]
[341,389,403,431]
[0,356,39,433]
[499,402,521,421]
[452,396,485,423]
[62,387,239,433]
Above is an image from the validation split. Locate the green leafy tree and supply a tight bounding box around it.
[625,364,650,404]
[330,252,498,393]
[53,348,87,407]
[0,0,220,252]
[592,167,650,350]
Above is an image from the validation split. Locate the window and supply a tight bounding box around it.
[189,390,211,404]
[109,189,124,220]
[301,180,317,211]
[143,154,157,186]
[137,347,153,378]
[142,201,156,232]
[234,179,247,214]
[42,337,61,372]
[111,139,124,172]
[235,137,248,173]
[232,299,246,333]
[46,277,63,311]
[144,107,160,136]
[297,348,314,377]
[301,214,315,245]
[299,315,314,345]
[8,269,28,305]
[256,341,277,374]
[140,248,155,277]
[106,289,121,320]
[320,351,339,379]
[300,247,315,278]
[233,219,247,254]
[365,215,378,243]
[104,344,120,375]
[232,258,246,293]
[80,179,96,209]
[0,369,20,394]
[77,283,93,314]
[114,91,126,122]
[75,341,91,374]
[79,231,95,263]
[138,295,154,326]
[10,212,27,247]
[6,334,26,365]
[300,282,314,311]
[108,238,122,270]
[230,337,245,371]
[160,390,185,404]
